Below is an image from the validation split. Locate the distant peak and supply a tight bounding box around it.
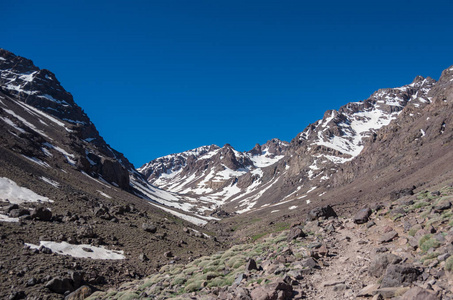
[411,75,425,84]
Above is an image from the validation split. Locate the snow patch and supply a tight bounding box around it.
[40,177,60,188]
[25,241,125,260]
[0,177,53,204]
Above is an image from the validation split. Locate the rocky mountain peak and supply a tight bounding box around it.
[0,49,134,189]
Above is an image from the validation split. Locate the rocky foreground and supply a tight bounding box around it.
[76,184,453,300]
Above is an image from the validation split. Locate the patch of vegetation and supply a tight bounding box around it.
[445,256,453,272]
[251,232,268,242]
[184,281,203,293]
[419,234,440,252]
[118,292,140,300]
[421,252,440,263]
[408,228,417,236]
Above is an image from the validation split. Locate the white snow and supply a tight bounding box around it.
[25,241,125,260]
[420,129,425,137]
[97,190,112,199]
[37,94,69,105]
[271,210,280,213]
[41,147,53,157]
[40,177,60,188]
[148,202,208,226]
[249,154,284,168]
[0,116,26,133]
[43,142,76,166]
[307,186,317,193]
[0,177,53,204]
[21,155,51,168]
[15,101,71,132]
[0,214,19,222]
[3,108,51,139]
[289,205,298,210]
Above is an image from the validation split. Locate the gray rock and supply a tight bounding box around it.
[380,264,421,288]
[8,291,26,300]
[353,207,372,224]
[379,231,398,243]
[369,253,402,277]
[286,226,306,242]
[142,223,157,233]
[400,286,438,300]
[31,207,52,221]
[6,204,19,213]
[139,253,149,261]
[245,258,258,271]
[233,273,246,286]
[26,277,38,286]
[64,285,93,300]
[307,205,337,221]
[301,257,319,269]
[434,201,451,212]
[437,253,450,261]
[8,208,29,218]
[45,277,74,294]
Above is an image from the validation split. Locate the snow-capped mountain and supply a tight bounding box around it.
[138,139,289,214]
[138,72,447,215]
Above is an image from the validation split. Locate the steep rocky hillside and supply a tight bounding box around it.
[0,49,223,299]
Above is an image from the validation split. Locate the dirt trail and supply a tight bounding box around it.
[305,216,398,299]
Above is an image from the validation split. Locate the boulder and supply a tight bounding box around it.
[286,226,306,242]
[142,223,157,233]
[245,258,258,272]
[250,281,292,300]
[8,208,29,218]
[400,286,438,300]
[369,253,402,277]
[380,264,421,288]
[353,207,372,224]
[45,277,75,294]
[379,231,398,243]
[307,205,337,221]
[64,285,93,300]
[31,207,52,221]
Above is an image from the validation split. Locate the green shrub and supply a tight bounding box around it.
[118,292,139,300]
[171,275,187,286]
[408,228,417,236]
[184,281,202,293]
[419,235,440,252]
[445,256,453,272]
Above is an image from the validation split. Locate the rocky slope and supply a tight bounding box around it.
[0,49,223,299]
[85,184,453,300]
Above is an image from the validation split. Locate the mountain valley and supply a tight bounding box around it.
[1,48,453,299]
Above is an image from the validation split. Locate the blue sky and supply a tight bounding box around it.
[2,0,453,167]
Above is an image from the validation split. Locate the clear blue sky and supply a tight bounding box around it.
[2,0,453,167]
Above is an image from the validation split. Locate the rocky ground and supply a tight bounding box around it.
[0,158,223,300]
[82,183,453,300]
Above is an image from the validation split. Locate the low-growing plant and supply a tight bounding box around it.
[419,234,440,252]
[408,228,417,236]
[118,292,140,300]
[445,256,453,272]
[421,252,440,262]
[171,274,187,286]
[184,281,202,293]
